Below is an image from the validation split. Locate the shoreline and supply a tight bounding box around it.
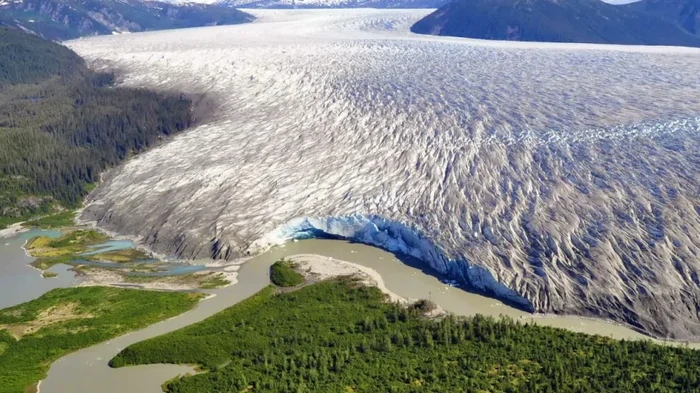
[287,252,699,346]
[13,214,697,345]
[74,216,246,269]
[288,253,445,318]
[74,218,174,262]
[288,253,409,304]
[524,310,699,345]
[0,222,28,239]
[17,222,241,292]
[76,268,240,292]
[258,234,700,345]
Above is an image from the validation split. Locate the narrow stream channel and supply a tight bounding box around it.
[0,230,207,311]
[39,238,700,393]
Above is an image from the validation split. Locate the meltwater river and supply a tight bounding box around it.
[37,238,699,393]
[0,229,74,309]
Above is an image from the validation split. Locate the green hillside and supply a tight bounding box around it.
[0,29,85,83]
[0,27,192,228]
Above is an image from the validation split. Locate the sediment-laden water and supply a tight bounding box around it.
[0,229,75,309]
[40,238,699,393]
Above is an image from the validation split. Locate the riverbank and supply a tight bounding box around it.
[76,268,238,292]
[0,223,27,239]
[21,227,235,292]
[0,287,202,393]
[289,254,409,305]
[106,259,700,393]
[289,253,445,318]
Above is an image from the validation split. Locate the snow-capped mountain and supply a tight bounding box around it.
[0,0,254,40]
[168,0,446,8]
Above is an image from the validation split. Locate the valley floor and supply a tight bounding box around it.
[32,238,700,393]
[104,268,700,393]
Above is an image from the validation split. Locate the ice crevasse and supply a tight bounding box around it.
[250,214,534,310]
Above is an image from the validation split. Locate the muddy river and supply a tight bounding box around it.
[37,238,699,393]
[0,229,75,309]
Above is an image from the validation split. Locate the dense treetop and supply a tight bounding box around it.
[270,260,305,287]
[111,278,700,393]
[0,28,85,84]
[0,27,193,228]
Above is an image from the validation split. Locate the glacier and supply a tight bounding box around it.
[251,215,532,308]
[67,9,700,339]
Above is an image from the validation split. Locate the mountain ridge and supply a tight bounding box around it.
[411,0,700,47]
[216,0,443,9]
[629,0,700,35]
[0,0,255,40]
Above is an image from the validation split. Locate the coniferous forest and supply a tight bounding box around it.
[0,27,192,227]
[111,279,700,393]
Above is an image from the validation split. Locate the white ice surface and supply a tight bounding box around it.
[68,9,700,337]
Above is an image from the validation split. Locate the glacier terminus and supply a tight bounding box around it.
[68,9,700,340]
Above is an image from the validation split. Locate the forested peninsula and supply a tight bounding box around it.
[0,27,193,228]
[112,277,700,393]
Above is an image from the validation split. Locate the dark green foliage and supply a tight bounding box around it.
[0,287,202,393]
[0,28,85,84]
[270,259,304,287]
[0,0,254,41]
[23,211,76,229]
[411,0,700,47]
[111,279,700,393]
[0,28,192,227]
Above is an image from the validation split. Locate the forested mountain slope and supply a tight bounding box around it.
[0,0,254,41]
[411,0,700,47]
[0,27,193,228]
